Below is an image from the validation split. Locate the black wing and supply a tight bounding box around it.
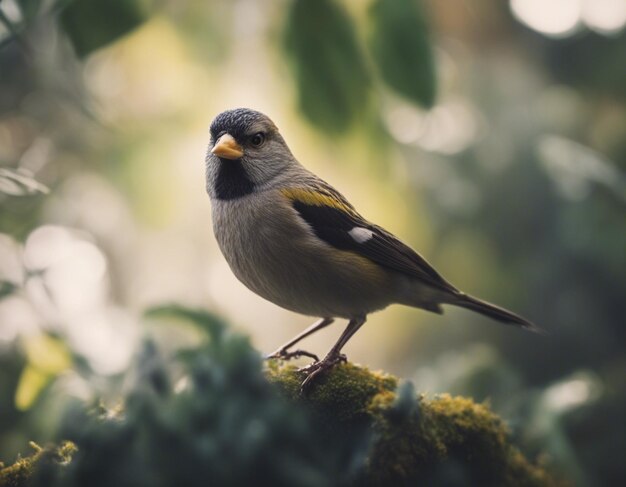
[291,197,459,294]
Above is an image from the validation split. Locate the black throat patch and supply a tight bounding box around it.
[214,159,254,200]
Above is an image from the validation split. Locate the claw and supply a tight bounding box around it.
[298,353,347,395]
[265,348,319,362]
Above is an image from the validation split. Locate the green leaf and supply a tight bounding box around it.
[144,304,227,341]
[283,0,371,135]
[15,334,71,410]
[368,0,436,108]
[17,0,42,20]
[0,280,17,300]
[60,0,146,58]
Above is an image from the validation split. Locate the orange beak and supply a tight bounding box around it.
[211,133,244,160]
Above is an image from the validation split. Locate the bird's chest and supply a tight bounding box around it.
[211,195,307,296]
[210,193,396,318]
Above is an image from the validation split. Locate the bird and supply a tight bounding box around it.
[205,108,542,392]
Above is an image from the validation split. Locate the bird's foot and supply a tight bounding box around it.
[265,348,319,362]
[298,353,347,394]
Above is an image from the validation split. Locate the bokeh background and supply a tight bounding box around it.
[0,0,624,485]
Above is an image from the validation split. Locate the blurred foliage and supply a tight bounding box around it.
[0,441,76,487]
[60,0,146,58]
[15,334,71,410]
[15,1,41,21]
[2,0,436,133]
[0,308,562,487]
[368,0,435,108]
[283,0,435,133]
[0,168,49,196]
[0,280,17,299]
[543,30,626,99]
[283,0,371,134]
[3,307,359,487]
[144,303,227,339]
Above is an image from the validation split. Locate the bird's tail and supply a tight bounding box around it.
[451,293,545,334]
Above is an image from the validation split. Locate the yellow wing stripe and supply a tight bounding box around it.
[280,188,357,216]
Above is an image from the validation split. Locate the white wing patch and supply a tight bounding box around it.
[348,227,374,244]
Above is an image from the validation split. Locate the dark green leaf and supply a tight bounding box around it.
[283,0,371,135]
[60,0,146,58]
[144,303,227,341]
[17,0,42,20]
[0,280,18,300]
[368,0,436,108]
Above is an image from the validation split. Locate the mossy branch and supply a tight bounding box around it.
[267,362,564,486]
[0,442,75,487]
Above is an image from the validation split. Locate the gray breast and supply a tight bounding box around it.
[212,192,309,308]
[211,191,396,318]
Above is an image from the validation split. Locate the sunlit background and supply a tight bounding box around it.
[1,0,624,485]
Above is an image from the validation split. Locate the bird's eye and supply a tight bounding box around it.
[250,132,265,147]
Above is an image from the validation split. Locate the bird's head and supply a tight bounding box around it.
[205,108,296,200]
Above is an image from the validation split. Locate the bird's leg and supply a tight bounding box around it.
[265,317,334,362]
[299,316,367,393]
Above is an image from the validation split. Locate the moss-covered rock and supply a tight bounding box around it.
[267,361,564,486]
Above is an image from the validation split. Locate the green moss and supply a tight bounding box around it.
[267,361,566,486]
[267,362,396,427]
[0,442,75,487]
